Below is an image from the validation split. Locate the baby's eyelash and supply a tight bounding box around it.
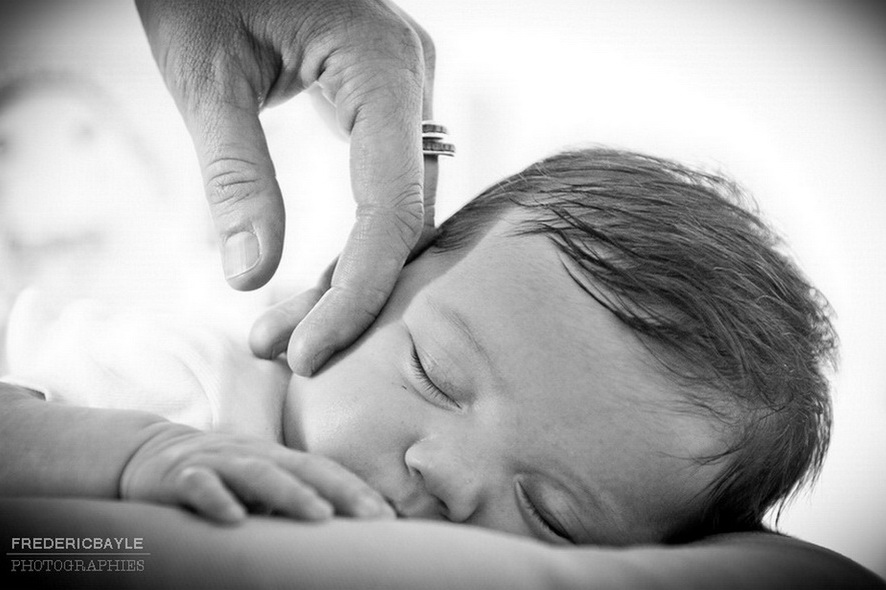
[517,483,572,544]
[409,345,460,409]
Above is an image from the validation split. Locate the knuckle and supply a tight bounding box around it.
[408,21,435,70]
[337,477,371,499]
[357,189,425,249]
[204,157,265,208]
[234,457,270,479]
[162,24,226,109]
[329,19,424,103]
[258,484,290,507]
[292,452,344,479]
[387,20,424,68]
[292,452,339,478]
[308,454,344,474]
[352,10,424,65]
[176,465,208,490]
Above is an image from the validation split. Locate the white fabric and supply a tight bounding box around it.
[1,288,289,442]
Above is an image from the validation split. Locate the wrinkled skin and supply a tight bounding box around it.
[136,0,438,375]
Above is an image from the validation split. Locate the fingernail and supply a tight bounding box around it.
[378,502,397,519]
[308,500,334,520]
[222,503,246,523]
[223,231,260,279]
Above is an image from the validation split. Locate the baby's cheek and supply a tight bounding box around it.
[286,320,413,474]
[285,363,376,460]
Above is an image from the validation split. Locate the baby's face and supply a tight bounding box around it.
[285,219,723,545]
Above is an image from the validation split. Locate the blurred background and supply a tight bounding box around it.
[0,0,883,577]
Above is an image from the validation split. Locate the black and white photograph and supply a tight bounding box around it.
[1,0,884,587]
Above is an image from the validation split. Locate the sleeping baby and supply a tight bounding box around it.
[0,148,837,546]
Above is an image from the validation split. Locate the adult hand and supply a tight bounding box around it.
[136,0,438,375]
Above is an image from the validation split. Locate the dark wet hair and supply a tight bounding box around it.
[431,147,837,541]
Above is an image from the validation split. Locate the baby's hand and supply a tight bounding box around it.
[120,423,395,523]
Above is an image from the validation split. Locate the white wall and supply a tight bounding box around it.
[1,0,883,577]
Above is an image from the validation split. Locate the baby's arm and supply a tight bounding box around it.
[0,382,393,521]
[0,382,167,499]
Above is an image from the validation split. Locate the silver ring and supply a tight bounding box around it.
[422,120,455,157]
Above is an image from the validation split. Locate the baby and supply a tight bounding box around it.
[0,148,836,546]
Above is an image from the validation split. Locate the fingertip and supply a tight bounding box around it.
[287,357,311,377]
[307,499,335,521]
[199,497,246,525]
[248,315,284,359]
[352,495,396,520]
[219,502,247,524]
[285,286,383,375]
[224,263,276,292]
[287,320,336,376]
[286,337,327,377]
[250,287,327,360]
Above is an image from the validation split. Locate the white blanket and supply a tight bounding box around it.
[1,288,289,442]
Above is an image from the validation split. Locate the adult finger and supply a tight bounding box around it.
[136,1,285,291]
[249,261,336,359]
[286,25,428,376]
[186,78,286,291]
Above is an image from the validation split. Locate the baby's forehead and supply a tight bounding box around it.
[432,219,723,414]
[427,218,576,297]
[419,220,685,402]
[429,224,619,345]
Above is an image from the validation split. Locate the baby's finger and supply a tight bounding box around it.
[220,459,334,521]
[176,466,246,524]
[277,453,395,519]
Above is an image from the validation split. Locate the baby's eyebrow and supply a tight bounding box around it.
[423,295,500,382]
[426,296,494,360]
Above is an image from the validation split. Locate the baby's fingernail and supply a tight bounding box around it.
[222,503,246,523]
[378,502,397,519]
[223,231,260,279]
[308,500,334,520]
[354,495,395,519]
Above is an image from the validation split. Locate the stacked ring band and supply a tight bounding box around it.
[422,120,455,157]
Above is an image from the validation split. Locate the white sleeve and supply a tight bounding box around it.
[1,288,289,441]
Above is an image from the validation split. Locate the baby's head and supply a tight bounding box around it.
[285,148,837,545]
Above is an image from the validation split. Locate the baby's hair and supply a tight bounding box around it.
[431,147,837,540]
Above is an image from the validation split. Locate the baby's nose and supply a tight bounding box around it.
[403,436,490,523]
